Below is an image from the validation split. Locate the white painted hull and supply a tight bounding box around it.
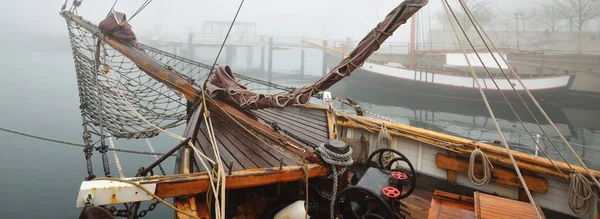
[340,126,597,218]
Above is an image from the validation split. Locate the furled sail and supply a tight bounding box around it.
[207,0,428,109]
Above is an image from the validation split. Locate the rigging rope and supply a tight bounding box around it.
[455,0,574,175]
[315,143,353,219]
[66,20,195,140]
[0,126,172,156]
[193,1,250,215]
[106,71,226,219]
[468,148,493,186]
[441,1,542,218]
[455,0,600,212]
[204,0,246,88]
[456,0,600,192]
[128,0,153,23]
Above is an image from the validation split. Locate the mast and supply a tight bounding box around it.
[409,13,417,69]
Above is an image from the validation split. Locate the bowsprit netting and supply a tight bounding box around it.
[64,10,299,179]
[65,20,208,140]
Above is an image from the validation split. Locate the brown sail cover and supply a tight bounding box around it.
[207,0,427,109]
[99,12,143,51]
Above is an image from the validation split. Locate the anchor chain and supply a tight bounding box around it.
[137,201,160,218]
[82,118,96,180]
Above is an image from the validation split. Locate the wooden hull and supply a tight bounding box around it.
[338,124,595,218]
[329,62,575,104]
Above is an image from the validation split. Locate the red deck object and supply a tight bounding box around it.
[392,171,408,181]
[382,186,401,199]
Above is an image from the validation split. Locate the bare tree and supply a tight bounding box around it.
[436,0,495,30]
[557,0,600,53]
[535,0,562,32]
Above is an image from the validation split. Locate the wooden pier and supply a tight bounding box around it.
[142,33,412,82]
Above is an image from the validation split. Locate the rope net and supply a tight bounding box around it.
[65,19,209,140]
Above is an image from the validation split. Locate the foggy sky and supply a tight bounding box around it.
[0,0,553,42]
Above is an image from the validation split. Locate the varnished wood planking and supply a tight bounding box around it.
[187,99,322,172]
[155,164,328,198]
[255,109,328,136]
[326,109,336,139]
[214,101,319,162]
[428,190,475,219]
[447,152,458,184]
[176,109,201,219]
[252,107,330,148]
[253,110,328,146]
[475,192,546,219]
[223,123,295,166]
[436,153,549,194]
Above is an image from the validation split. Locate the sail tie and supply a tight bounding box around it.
[468,147,493,186]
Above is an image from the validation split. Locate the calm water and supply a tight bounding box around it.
[1,41,599,218]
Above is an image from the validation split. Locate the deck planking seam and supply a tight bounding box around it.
[197,126,244,170]
[211,120,270,169]
[253,111,328,145]
[254,109,329,135]
[259,108,328,124]
[262,107,328,119]
[225,124,298,166]
[209,119,263,170]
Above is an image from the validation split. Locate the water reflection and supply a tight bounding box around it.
[330,87,600,170]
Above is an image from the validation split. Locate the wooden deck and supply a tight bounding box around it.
[187,100,330,172]
[402,188,436,219]
[175,101,332,219]
[252,107,330,150]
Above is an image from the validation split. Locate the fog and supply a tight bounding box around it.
[0,0,559,41]
[0,1,599,218]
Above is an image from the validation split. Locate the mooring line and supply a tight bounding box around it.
[0,126,174,156]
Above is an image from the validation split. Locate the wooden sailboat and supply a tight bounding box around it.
[60,0,599,219]
[306,3,575,105]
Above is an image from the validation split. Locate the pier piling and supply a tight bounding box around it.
[300,44,305,78]
[268,37,273,82]
[322,40,327,76]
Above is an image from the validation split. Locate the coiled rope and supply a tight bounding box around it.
[468,148,493,186]
[569,172,592,215]
[315,143,353,219]
[377,124,394,168]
